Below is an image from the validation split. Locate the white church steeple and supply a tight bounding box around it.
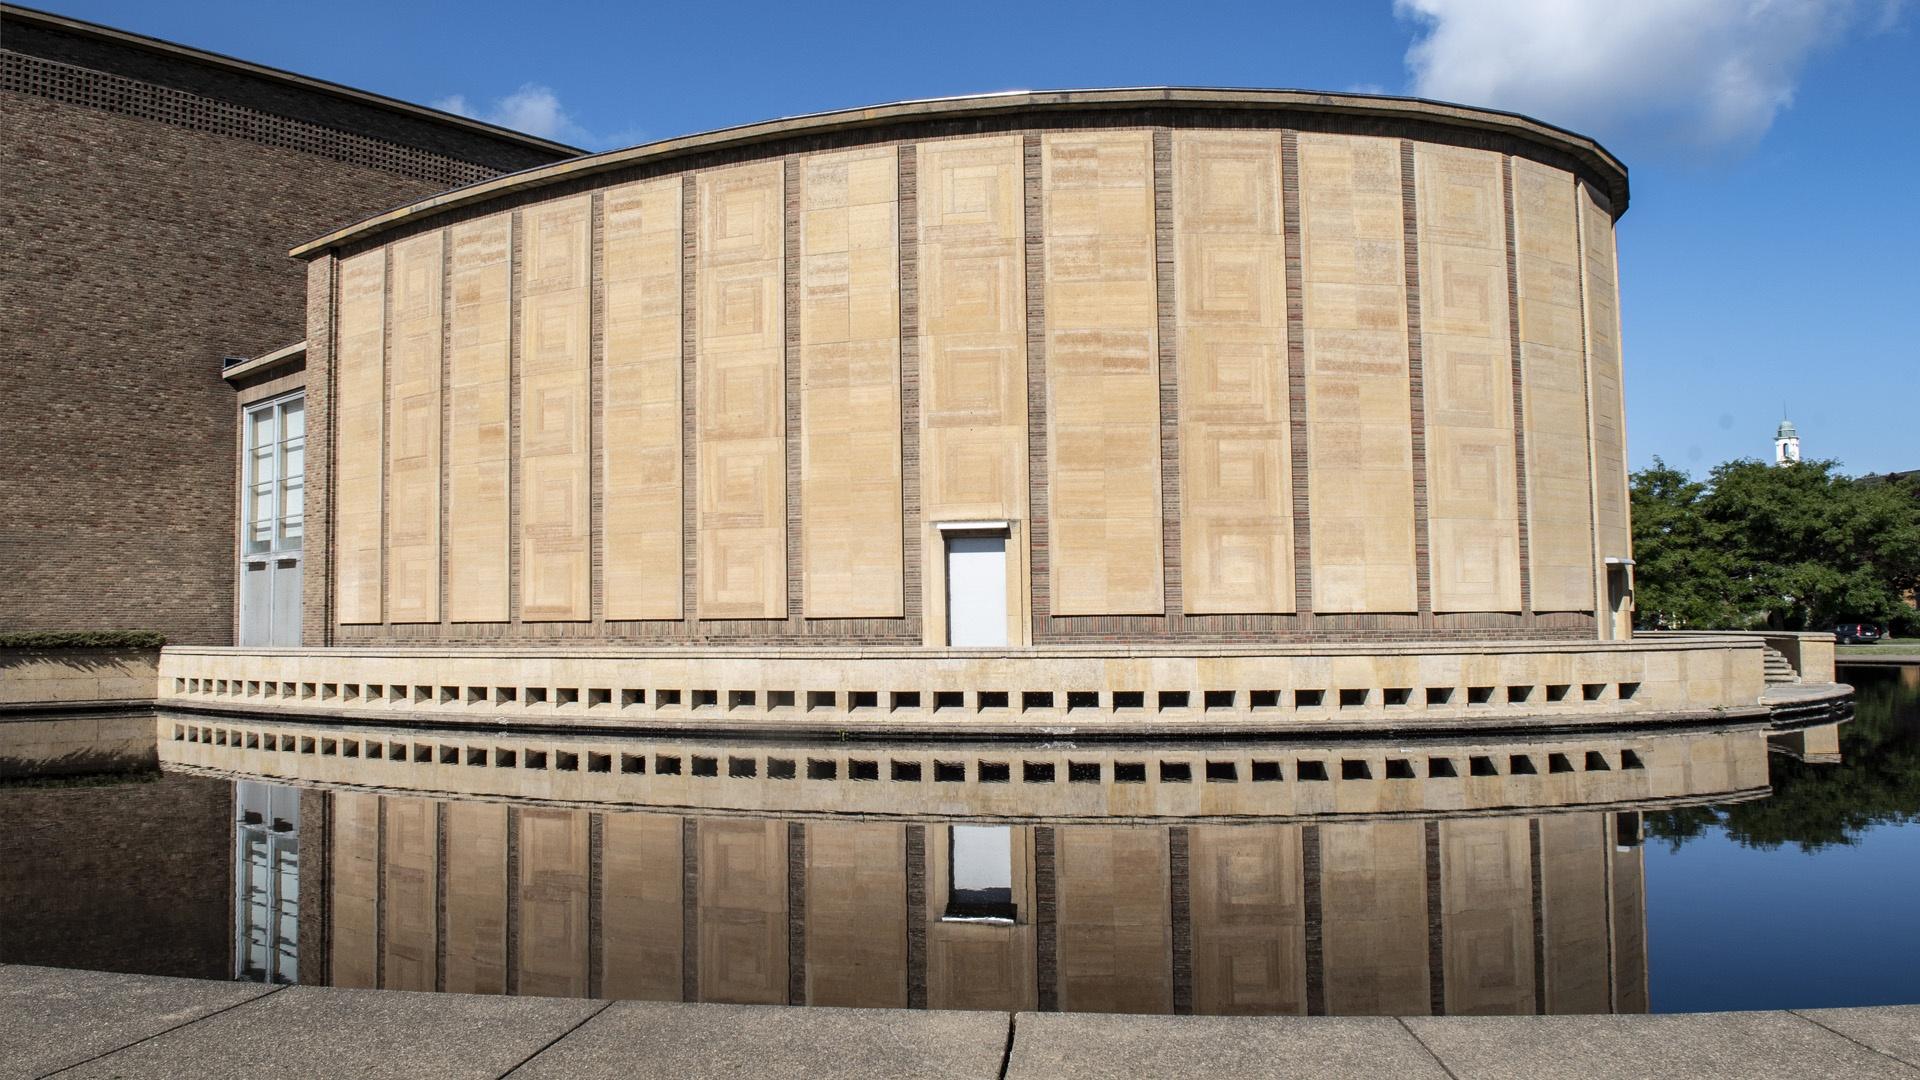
[1774,416,1801,465]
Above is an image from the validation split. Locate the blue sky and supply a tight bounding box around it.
[47,0,1919,475]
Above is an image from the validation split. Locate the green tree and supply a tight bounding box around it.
[1630,458,1920,633]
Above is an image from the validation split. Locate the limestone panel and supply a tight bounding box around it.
[601,811,684,1001]
[516,807,588,997]
[1043,131,1163,616]
[1582,184,1631,567]
[696,817,788,1004]
[1299,134,1416,614]
[804,820,908,1007]
[798,149,903,618]
[1611,834,1649,1012]
[1055,825,1172,1014]
[447,216,512,623]
[334,251,385,625]
[443,800,508,995]
[1189,824,1306,1015]
[330,792,380,988]
[1321,821,1429,1015]
[603,180,685,620]
[697,164,787,619]
[518,197,593,621]
[1172,132,1293,614]
[1415,146,1520,613]
[1438,817,1535,1015]
[380,796,437,991]
[1513,159,1595,611]
[386,233,443,624]
[1539,813,1609,1014]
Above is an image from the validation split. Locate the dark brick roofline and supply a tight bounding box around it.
[0,3,583,169]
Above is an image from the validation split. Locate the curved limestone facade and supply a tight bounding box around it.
[291,89,1634,650]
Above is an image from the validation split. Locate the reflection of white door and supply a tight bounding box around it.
[946,534,1008,647]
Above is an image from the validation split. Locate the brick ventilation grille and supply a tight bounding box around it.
[1,52,499,188]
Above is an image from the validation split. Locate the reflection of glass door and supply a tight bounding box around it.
[234,781,300,983]
[239,394,304,646]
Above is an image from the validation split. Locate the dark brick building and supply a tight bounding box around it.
[0,4,579,644]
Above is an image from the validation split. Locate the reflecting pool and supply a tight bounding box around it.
[1,664,1913,1016]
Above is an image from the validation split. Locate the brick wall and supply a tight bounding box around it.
[0,21,573,645]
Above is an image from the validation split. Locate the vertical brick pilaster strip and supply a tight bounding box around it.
[1401,141,1433,625]
[787,821,807,1004]
[681,178,700,632]
[1529,817,1546,1014]
[1301,824,1324,1015]
[304,255,337,646]
[1154,129,1183,627]
[588,812,605,998]
[905,823,927,1008]
[1035,825,1059,1011]
[505,806,521,995]
[374,797,388,989]
[1281,132,1314,620]
[897,145,922,634]
[298,789,332,984]
[1169,826,1192,1014]
[1602,812,1617,1011]
[439,229,454,634]
[784,159,804,628]
[1503,158,1534,624]
[1425,820,1446,1016]
[435,801,449,992]
[1024,134,1051,638]
[507,211,524,627]
[681,816,699,1002]
[589,193,607,628]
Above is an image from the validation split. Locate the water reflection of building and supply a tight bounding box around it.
[303,796,1648,1016]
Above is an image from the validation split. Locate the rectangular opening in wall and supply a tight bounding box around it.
[933,691,965,711]
[655,689,682,708]
[729,756,757,778]
[1385,759,1416,780]
[1205,761,1237,783]
[366,683,383,701]
[1467,686,1494,706]
[1022,761,1055,784]
[691,690,717,710]
[1111,690,1145,711]
[728,690,757,710]
[1023,691,1055,711]
[1384,688,1412,707]
[1584,750,1611,771]
[807,758,837,780]
[555,751,579,772]
[807,690,837,711]
[343,740,360,758]
[1507,685,1534,704]
[759,690,791,710]
[300,737,316,754]
[555,688,579,707]
[1158,690,1191,711]
[1582,683,1607,701]
[1340,760,1372,780]
[439,686,457,705]
[849,759,879,781]
[323,683,340,701]
[1204,690,1236,711]
[946,825,1016,922]
[465,686,484,704]
[1160,761,1193,783]
[1295,689,1325,709]
[934,760,966,783]
[1618,682,1641,702]
[892,760,922,782]
[464,747,485,767]
[413,744,433,763]
[320,739,337,757]
[1066,691,1099,711]
[891,691,921,711]
[587,688,612,708]
[1546,684,1571,703]
[1509,754,1537,775]
[1469,755,1499,776]
[1548,753,1575,774]
[495,748,516,768]
[1297,760,1329,782]
[620,753,645,774]
[978,761,1010,784]
[524,749,549,770]
[1620,749,1645,770]
[654,754,682,775]
[1115,761,1147,783]
[691,755,718,777]
[1249,690,1281,710]
[977,691,1009,711]
[1251,760,1283,782]
[1615,811,1644,849]
[767,757,795,779]
[588,752,612,773]
[494,687,517,705]
[388,742,408,761]
[343,684,360,702]
[1338,688,1368,709]
[1068,761,1102,783]
[300,682,317,700]
[387,685,405,703]
[848,691,878,711]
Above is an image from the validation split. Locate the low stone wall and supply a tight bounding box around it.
[156,636,1771,735]
[0,647,161,777]
[0,647,158,706]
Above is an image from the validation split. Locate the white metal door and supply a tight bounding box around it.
[946,534,1008,647]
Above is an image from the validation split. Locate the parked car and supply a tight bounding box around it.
[1833,622,1884,644]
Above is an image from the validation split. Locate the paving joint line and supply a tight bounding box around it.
[996,1012,1017,1080]
[39,983,289,1079]
[1395,1016,1462,1080]
[1789,1008,1920,1073]
[497,998,615,1078]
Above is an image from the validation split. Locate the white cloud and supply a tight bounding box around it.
[433,84,604,148]
[1395,0,1897,150]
